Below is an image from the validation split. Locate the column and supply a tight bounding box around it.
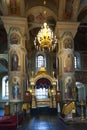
[71,0,80,21]
[58,0,66,21]
[1,16,28,114]
[55,22,79,101]
[31,85,36,108]
[20,0,26,16]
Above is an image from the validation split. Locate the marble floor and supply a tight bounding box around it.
[0,109,87,130]
[17,114,68,130]
[17,114,87,130]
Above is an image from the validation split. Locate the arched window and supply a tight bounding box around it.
[2,76,9,100]
[74,56,77,69]
[36,52,46,70]
[74,52,81,70]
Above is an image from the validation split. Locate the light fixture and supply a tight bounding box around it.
[34,0,57,52]
[34,22,57,52]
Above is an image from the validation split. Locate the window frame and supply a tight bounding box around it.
[2,75,9,100]
[36,52,46,71]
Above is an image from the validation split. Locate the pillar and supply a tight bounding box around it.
[55,22,79,101]
[71,0,80,21]
[58,0,66,21]
[1,16,28,114]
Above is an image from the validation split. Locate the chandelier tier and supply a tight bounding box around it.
[34,22,57,52]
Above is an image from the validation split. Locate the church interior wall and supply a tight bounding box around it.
[0,0,87,119]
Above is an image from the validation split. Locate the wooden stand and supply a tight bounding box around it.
[4,105,10,116]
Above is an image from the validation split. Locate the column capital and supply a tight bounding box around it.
[55,22,80,38]
[1,16,28,36]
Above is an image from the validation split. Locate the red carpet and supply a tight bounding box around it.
[0,115,23,130]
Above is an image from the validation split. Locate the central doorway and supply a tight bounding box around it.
[35,78,52,107]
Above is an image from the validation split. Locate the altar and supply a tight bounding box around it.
[30,66,57,108]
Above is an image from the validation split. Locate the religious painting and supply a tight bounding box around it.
[63,38,73,49]
[11,52,19,71]
[27,6,57,28]
[12,81,19,99]
[64,53,74,72]
[36,12,45,23]
[64,77,74,100]
[10,77,22,101]
[10,32,20,44]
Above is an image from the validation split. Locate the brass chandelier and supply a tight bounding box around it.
[34,22,57,52]
[34,0,57,52]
